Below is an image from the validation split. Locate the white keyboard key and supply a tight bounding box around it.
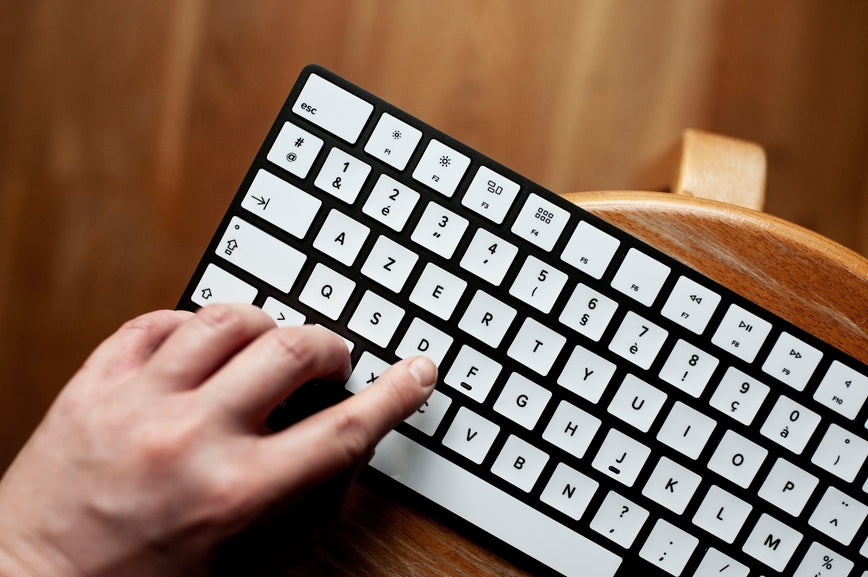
[708,366,770,426]
[558,283,618,342]
[760,395,820,454]
[372,430,623,577]
[292,73,373,143]
[298,263,356,320]
[707,429,768,488]
[692,485,752,544]
[364,112,422,170]
[557,344,617,404]
[493,372,552,430]
[404,388,451,436]
[459,227,518,286]
[608,311,668,370]
[808,486,868,545]
[192,263,257,307]
[410,201,469,258]
[758,457,818,516]
[542,400,601,459]
[560,220,620,280]
[638,518,698,576]
[412,139,470,197]
[491,435,549,492]
[592,428,651,487]
[762,331,823,390]
[511,193,570,251]
[345,351,390,394]
[314,147,371,204]
[457,290,517,348]
[711,303,772,363]
[811,423,868,482]
[461,166,520,224]
[395,317,453,366]
[693,547,749,577]
[642,456,701,515]
[217,217,306,292]
[540,462,599,520]
[610,248,670,307]
[441,406,500,464]
[261,297,305,326]
[607,374,667,433]
[443,345,502,404]
[360,235,419,293]
[508,255,568,314]
[660,275,721,335]
[506,317,566,376]
[658,339,719,398]
[312,209,370,266]
[408,262,467,321]
[266,122,324,178]
[362,174,420,232]
[347,290,405,348]
[590,490,649,548]
[656,401,716,460]
[742,513,802,571]
[793,542,853,577]
[814,360,868,420]
[242,169,322,238]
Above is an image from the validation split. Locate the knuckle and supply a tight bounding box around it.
[199,466,254,523]
[268,328,314,369]
[196,303,249,333]
[332,408,374,467]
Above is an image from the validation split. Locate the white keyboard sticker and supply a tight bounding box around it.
[511,193,570,251]
[561,221,620,280]
[314,147,371,204]
[242,169,321,238]
[266,122,323,178]
[412,139,470,197]
[762,331,823,391]
[192,263,257,307]
[610,248,670,307]
[292,73,373,143]
[461,166,520,224]
[813,360,868,419]
[711,304,772,363]
[216,217,306,293]
[364,112,422,170]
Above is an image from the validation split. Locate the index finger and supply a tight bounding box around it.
[254,356,437,495]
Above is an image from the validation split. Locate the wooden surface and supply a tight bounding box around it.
[2,0,868,540]
[275,192,868,577]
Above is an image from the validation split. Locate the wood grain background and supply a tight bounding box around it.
[1,0,867,480]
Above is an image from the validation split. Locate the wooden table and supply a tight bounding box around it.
[268,192,868,577]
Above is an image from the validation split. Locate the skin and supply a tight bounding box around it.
[0,304,437,577]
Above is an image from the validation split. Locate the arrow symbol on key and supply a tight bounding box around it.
[251,195,270,210]
[201,288,213,300]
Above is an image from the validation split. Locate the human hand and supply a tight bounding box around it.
[0,305,437,577]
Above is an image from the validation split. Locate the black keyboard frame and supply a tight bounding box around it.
[178,64,868,577]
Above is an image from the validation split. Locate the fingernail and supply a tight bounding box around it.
[408,356,437,389]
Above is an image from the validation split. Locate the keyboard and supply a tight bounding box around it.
[177,65,868,577]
